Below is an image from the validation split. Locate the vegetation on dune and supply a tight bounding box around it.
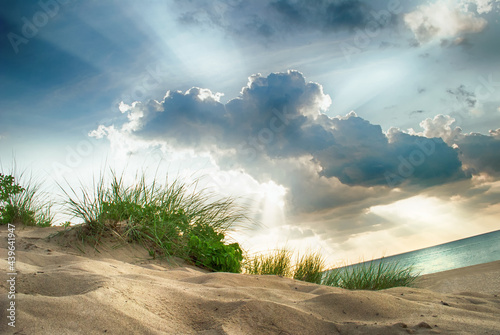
[61,171,248,273]
[1,165,419,288]
[245,247,294,277]
[245,248,419,290]
[0,172,54,227]
[293,251,326,284]
[323,259,420,290]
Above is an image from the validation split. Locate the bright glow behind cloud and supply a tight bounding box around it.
[88,69,500,263]
[404,1,488,44]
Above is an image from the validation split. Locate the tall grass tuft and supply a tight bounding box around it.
[293,251,325,284]
[244,248,419,290]
[0,169,54,227]
[245,248,293,277]
[322,259,419,290]
[61,169,250,273]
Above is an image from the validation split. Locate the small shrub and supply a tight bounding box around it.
[188,233,243,272]
[0,172,53,227]
[62,170,249,273]
[0,173,24,223]
[0,174,24,203]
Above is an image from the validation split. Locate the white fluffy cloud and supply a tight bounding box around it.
[418,114,464,144]
[460,0,500,14]
[93,71,470,216]
[404,1,488,44]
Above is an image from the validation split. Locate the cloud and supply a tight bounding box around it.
[410,110,424,117]
[176,0,393,40]
[418,114,463,144]
[460,0,500,14]
[491,128,500,139]
[91,70,500,257]
[447,85,477,108]
[93,71,473,218]
[414,115,500,177]
[271,0,373,32]
[456,132,500,176]
[404,1,488,45]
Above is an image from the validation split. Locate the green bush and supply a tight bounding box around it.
[0,174,24,203]
[0,174,25,224]
[0,172,53,227]
[188,233,243,273]
[62,170,249,273]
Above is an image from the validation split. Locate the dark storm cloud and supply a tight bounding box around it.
[457,132,500,176]
[134,88,229,147]
[419,115,500,178]
[388,131,466,186]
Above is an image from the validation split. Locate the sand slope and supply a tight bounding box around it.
[1,225,499,335]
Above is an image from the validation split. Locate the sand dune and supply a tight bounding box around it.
[1,225,499,334]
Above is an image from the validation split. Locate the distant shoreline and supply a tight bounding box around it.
[333,229,500,275]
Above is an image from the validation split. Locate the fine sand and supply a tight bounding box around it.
[1,225,499,334]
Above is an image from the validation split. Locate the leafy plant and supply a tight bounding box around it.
[0,174,24,203]
[188,232,243,272]
[62,169,250,273]
[0,172,53,227]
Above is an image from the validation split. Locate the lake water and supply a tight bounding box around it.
[344,229,500,275]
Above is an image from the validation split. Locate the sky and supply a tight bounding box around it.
[1,0,500,265]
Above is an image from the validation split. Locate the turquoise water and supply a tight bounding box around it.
[345,229,500,275]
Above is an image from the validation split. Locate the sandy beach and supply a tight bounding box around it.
[1,225,499,334]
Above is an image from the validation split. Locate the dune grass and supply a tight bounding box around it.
[0,170,54,227]
[323,259,419,290]
[245,248,418,290]
[245,249,325,284]
[293,251,325,284]
[61,170,250,273]
[245,247,293,277]
[1,164,419,288]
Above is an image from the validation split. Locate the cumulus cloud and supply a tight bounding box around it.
[418,114,464,144]
[404,1,488,45]
[414,115,500,177]
[93,71,472,217]
[456,133,500,176]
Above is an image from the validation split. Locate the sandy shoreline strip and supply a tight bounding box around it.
[414,260,500,295]
[1,225,499,334]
